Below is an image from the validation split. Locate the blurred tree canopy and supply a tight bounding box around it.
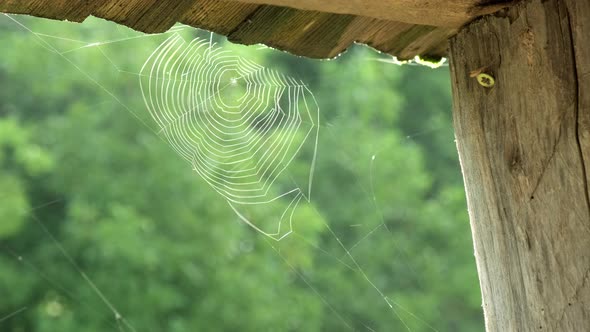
[0,16,483,332]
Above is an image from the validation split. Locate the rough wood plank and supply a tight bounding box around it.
[0,0,509,59]
[450,0,590,330]
[0,0,103,23]
[228,7,356,58]
[0,0,513,29]
[226,6,453,59]
[227,0,513,28]
[180,0,260,36]
[94,0,197,33]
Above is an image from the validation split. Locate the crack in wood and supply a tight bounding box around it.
[566,4,590,218]
[528,114,563,200]
[555,266,590,329]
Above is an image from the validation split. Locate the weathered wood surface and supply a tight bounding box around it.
[226,0,510,28]
[450,0,590,330]
[0,0,511,59]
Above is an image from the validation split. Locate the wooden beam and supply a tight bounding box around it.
[226,0,513,27]
[450,0,590,330]
[0,0,459,58]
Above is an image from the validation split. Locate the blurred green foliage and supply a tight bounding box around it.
[0,16,483,332]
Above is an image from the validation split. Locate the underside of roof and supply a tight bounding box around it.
[0,0,512,59]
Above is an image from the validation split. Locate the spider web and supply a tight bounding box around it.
[0,13,471,332]
[139,34,319,240]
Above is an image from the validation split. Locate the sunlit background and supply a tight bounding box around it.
[0,15,482,332]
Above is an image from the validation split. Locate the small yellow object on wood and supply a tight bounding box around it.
[476,73,495,88]
[469,66,495,88]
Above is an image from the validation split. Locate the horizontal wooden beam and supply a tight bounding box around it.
[0,0,512,59]
[226,0,513,27]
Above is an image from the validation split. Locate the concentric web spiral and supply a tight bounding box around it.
[140,34,319,240]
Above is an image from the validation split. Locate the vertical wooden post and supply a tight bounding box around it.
[449,0,590,330]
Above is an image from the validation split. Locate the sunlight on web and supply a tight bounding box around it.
[139,34,319,240]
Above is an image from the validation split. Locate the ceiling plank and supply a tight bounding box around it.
[224,0,514,27]
[0,0,513,59]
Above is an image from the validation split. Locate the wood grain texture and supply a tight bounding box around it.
[225,6,457,59]
[226,0,513,28]
[0,0,511,59]
[450,0,590,330]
